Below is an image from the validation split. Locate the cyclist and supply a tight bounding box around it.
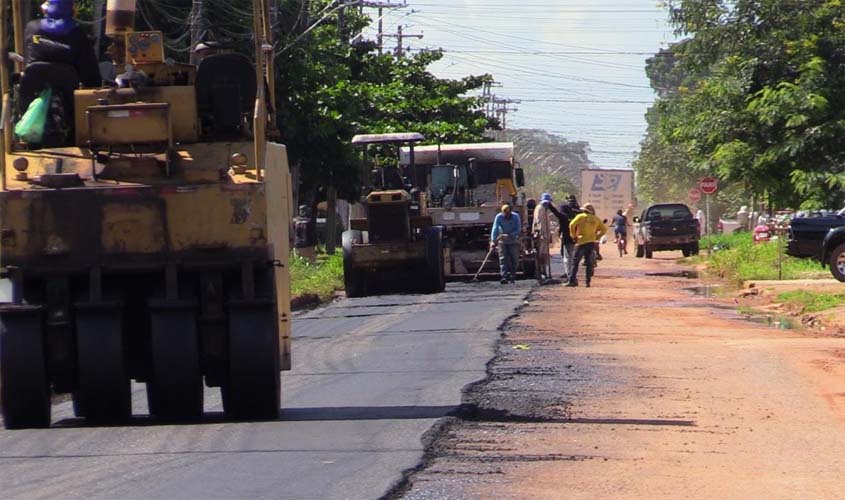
[611,209,628,256]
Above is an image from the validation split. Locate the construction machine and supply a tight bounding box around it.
[399,143,537,279]
[0,0,292,428]
[342,133,446,297]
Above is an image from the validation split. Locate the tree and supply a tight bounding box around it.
[637,0,845,211]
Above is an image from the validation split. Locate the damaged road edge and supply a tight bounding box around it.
[379,294,534,500]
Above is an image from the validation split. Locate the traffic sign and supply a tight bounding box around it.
[688,188,702,204]
[699,177,718,195]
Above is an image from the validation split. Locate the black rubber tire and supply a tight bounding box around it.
[682,247,692,258]
[1,311,51,429]
[224,305,280,420]
[342,230,366,298]
[72,394,85,418]
[645,245,654,259]
[692,242,700,256]
[147,309,204,421]
[75,310,131,424]
[423,226,446,293]
[829,243,845,283]
[635,243,644,258]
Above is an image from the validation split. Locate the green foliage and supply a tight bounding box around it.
[699,232,827,284]
[290,253,344,301]
[273,1,495,202]
[636,0,845,212]
[776,290,845,313]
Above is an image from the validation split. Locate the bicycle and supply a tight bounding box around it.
[617,233,627,257]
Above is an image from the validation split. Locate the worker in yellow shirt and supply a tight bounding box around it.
[566,203,608,288]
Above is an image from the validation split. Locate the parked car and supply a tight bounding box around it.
[633,203,701,259]
[787,207,845,282]
[753,225,772,244]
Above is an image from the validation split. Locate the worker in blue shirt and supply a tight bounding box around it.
[490,204,522,284]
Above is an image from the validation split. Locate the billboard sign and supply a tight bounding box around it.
[580,169,635,223]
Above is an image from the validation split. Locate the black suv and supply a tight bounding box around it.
[633,203,701,259]
[787,208,845,282]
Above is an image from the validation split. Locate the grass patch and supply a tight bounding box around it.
[698,233,828,284]
[776,290,845,313]
[290,252,344,302]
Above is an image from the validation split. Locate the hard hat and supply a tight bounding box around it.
[582,203,596,215]
[541,193,552,202]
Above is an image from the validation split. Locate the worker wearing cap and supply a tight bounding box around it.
[533,193,554,281]
[548,196,578,281]
[567,203,607,288]
[24,0,101,87]
[491,204,522,284]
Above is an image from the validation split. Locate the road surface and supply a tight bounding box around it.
[399,251,845,499]
[0,280,531,500]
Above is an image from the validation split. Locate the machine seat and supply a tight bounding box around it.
[196,53,257,138]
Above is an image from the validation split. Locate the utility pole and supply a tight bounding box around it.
[189,0,205,65]
[488,97,520,140]
[92,0,106,58]
[378,7,384,53]
[481,81,502,121]
[382,25,423,57]
[338,0,347,43]
[359,1,407,54]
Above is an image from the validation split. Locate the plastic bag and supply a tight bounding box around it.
[14,88,52,144]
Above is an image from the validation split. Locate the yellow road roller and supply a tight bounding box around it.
[0,0,292,428]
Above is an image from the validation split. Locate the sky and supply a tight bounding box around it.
[362,0,678,169]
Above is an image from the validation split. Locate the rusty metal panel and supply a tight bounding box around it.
[101,201,166,254]
[350,242,426,267]
[75,86,200,145]
[88,103,170,145]
[163,184,267,252]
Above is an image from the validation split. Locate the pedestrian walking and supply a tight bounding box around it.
[548,198,576,281]
[294,205,318,263]
[566,203,608,288]
[491,204,522,284]
[533,193,554,281]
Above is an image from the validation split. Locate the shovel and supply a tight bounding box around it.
[472,245,497,282]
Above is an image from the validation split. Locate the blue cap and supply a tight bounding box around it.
[541,193,552,202]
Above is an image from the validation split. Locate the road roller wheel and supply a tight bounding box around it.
[147,308,203,421]
[1,309,51,429]
[422,227,446,294]
[71,394,85,418]
[223,305,280,420]
[75,309,131,424]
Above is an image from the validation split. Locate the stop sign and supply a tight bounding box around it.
[688,188,702,204]
[699,177,719,195]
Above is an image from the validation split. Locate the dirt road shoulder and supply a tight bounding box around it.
[395,252,845,500]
